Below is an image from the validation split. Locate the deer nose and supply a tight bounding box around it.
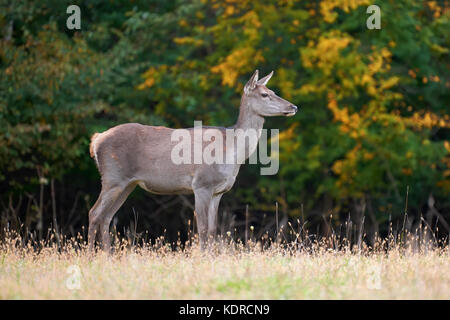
[291,105,298,112]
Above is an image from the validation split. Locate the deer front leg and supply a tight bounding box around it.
[193,187,213,249]
[207,194,223,241]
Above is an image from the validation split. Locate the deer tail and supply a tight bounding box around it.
[89,133,101,167]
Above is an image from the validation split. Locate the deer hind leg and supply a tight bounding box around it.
[88,193,104,251]
[99,182,136,252]
[88,182,135,252]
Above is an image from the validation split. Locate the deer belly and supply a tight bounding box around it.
[137,180,192,195]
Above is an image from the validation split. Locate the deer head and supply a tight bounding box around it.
[243,70,298,117]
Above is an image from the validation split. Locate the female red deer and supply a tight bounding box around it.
[88,70,298,251]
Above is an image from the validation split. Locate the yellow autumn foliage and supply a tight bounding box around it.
[211,47,264,87]
[137,65,167,90]
[320,0,370,23]
[173,37,204,47]
[406,112,450,129]
[301,32,352,76]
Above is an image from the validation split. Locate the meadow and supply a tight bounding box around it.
[1,230,448,300]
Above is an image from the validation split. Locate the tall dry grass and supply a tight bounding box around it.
[0,225,448,299]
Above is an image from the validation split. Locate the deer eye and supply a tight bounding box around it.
[261,93,268,97]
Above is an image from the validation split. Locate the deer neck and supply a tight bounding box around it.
[232,95,265,161]
[234,95,265,133]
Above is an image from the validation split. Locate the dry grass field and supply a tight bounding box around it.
[0,231,449,300]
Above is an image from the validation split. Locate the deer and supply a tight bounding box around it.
[88,70,298,251]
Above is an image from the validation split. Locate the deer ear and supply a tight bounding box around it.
[257,71,273,86]
[244,69,259,94]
